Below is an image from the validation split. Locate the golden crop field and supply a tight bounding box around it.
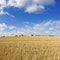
[0,36,60,60]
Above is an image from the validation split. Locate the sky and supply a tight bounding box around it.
[0,0,60,36]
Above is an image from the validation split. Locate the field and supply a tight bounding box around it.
[0,36,60,60]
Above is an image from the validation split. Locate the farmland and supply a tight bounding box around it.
[0,36,60,60]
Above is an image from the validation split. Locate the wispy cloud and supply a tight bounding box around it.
[24,21,29,25]
[0,10,14,18]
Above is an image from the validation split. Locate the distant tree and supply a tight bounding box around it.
[36,35,40,36]
[49,35,54,37]
[21,34,23,36]
[2,36,5,37]
[31,34,34,36]
[15,35,18,37]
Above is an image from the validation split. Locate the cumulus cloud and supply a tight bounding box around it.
[49,27,54,31]
[0,20,60,36]
[33,24,44,35]
[0,23,16,32]
[25,4,45,13]
[0,0,55,15]
[19,20,60,36]
[0,23,7,31]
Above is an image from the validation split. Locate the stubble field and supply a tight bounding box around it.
[0,36,60,60]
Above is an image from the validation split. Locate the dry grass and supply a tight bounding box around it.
[0,36,60,60]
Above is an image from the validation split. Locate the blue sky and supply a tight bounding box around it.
[0,0,60,36]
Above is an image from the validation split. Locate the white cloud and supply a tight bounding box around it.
[0,10,12,16]
[0,0,6,5]
[0,10,7,15]
[33,24,44,33]
[54,21,60,29]
[44,21,52,26]
[25,4,45,13]
[0,0,55,15]
[0,23,7,31]
[8,26,16,30]
[49,27,54,31]
[0,23,16,31]
[0,10,14,18]
[0,20,60,36]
